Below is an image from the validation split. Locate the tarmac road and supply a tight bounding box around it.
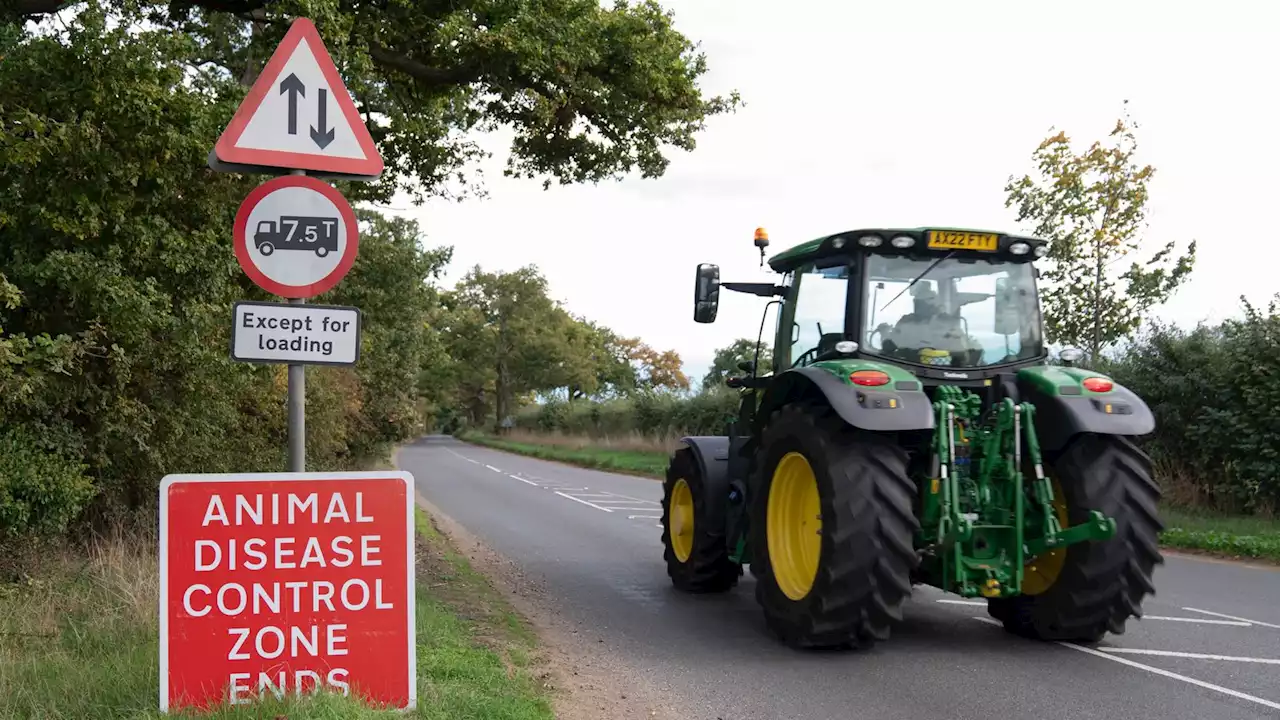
[398,435,1280,720]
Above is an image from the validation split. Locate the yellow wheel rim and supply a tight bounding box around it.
[1022,474,1070,595]
[767,451,823,601]
[669,478,695,563]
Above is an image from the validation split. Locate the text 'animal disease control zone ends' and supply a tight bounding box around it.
[159,472,416,712]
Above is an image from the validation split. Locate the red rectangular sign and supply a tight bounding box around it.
[159,472,415,712]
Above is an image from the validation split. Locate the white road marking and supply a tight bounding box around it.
[484,464,503,473]
[1099,648,1280,665]
[1141,615,1251,627]
[629,515,662,520]
[555,491,615,512]
[507,474,539,487]
[971,617,1280,712]
[601,492,658,504]
[936,599,987,606]
[568,493,628,499]
[1064,643,1280,711]
[444,447,481,464]
[1184,607,1280,630]
[586,506,659,513]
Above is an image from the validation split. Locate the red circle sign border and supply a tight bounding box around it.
[233,175,360,299]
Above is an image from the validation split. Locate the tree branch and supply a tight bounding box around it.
[13,0,75,17]
[367,42,477,90]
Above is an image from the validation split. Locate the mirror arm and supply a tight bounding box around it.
[722,282,786,298]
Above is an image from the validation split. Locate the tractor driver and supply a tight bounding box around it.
[880,283,973,364]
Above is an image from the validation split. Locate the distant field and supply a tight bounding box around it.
[460,430,1280,564]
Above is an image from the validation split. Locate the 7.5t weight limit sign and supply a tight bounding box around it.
[234,175,359,299]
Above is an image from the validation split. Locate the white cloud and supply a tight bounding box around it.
[389,0,1280,383]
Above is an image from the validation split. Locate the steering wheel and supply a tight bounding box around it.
[866,323,893,352]
[793,346,820,367]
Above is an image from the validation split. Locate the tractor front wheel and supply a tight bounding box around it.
[661,447,740,593]
[988,433,1163,642]
[749,401,919,649]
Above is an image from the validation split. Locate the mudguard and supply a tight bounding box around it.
[755,364,935,434]
[675,436,732,485]
[1016,366,1155,454]
[672,436,740,543]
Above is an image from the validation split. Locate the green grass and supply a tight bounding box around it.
[0,509,555,720]
[460,432,670,477]
[459,431,1280,564]
[1158,505,1280,562]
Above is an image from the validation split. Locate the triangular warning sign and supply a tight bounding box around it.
[213,17,384,177]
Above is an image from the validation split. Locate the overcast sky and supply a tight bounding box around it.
[386,0,1280,386]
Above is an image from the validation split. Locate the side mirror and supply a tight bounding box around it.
[736,360,754,374]
[694,263,720,324]
[993,277,1021,335]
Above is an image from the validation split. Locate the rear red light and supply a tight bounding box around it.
[850,370,890,387]
[1082,377,1113,393]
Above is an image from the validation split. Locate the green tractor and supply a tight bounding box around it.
[661,227,1163,649]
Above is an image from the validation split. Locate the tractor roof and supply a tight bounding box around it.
[766,227,1048,273]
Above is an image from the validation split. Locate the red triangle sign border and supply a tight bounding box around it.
[213,17,384,177]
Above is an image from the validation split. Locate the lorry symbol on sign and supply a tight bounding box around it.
[254,216,339,257]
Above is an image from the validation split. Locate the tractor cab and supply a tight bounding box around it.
[695,228,1050,387]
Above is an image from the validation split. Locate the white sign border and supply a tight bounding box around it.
[158,471,417,713]
[229,300,363,367]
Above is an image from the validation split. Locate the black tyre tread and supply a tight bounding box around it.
[660,448,740,593]
[992,433,1163,642]
[750,400,919,649]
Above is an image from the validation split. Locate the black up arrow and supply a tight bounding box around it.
[279,73,305,136]
[309,88,335,149]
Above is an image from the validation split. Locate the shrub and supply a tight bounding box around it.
[1107,297,1280,515]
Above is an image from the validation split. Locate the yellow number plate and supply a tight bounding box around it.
[927,230,998,252]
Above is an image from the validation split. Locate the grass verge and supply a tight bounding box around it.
[458,430,1280,564]
[459,430,670,478]
[0,508,555,719]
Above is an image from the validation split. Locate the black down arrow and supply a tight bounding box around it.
[309,88,335,149]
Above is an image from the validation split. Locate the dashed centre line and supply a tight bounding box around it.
[449,450,665,529]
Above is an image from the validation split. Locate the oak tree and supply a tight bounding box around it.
[13,0,741,204]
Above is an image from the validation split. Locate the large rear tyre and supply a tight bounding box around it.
[749,401,919,649]
[661,447,740,593]
[988,434,1163,642]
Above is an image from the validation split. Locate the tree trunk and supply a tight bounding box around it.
[493,315,510,434]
